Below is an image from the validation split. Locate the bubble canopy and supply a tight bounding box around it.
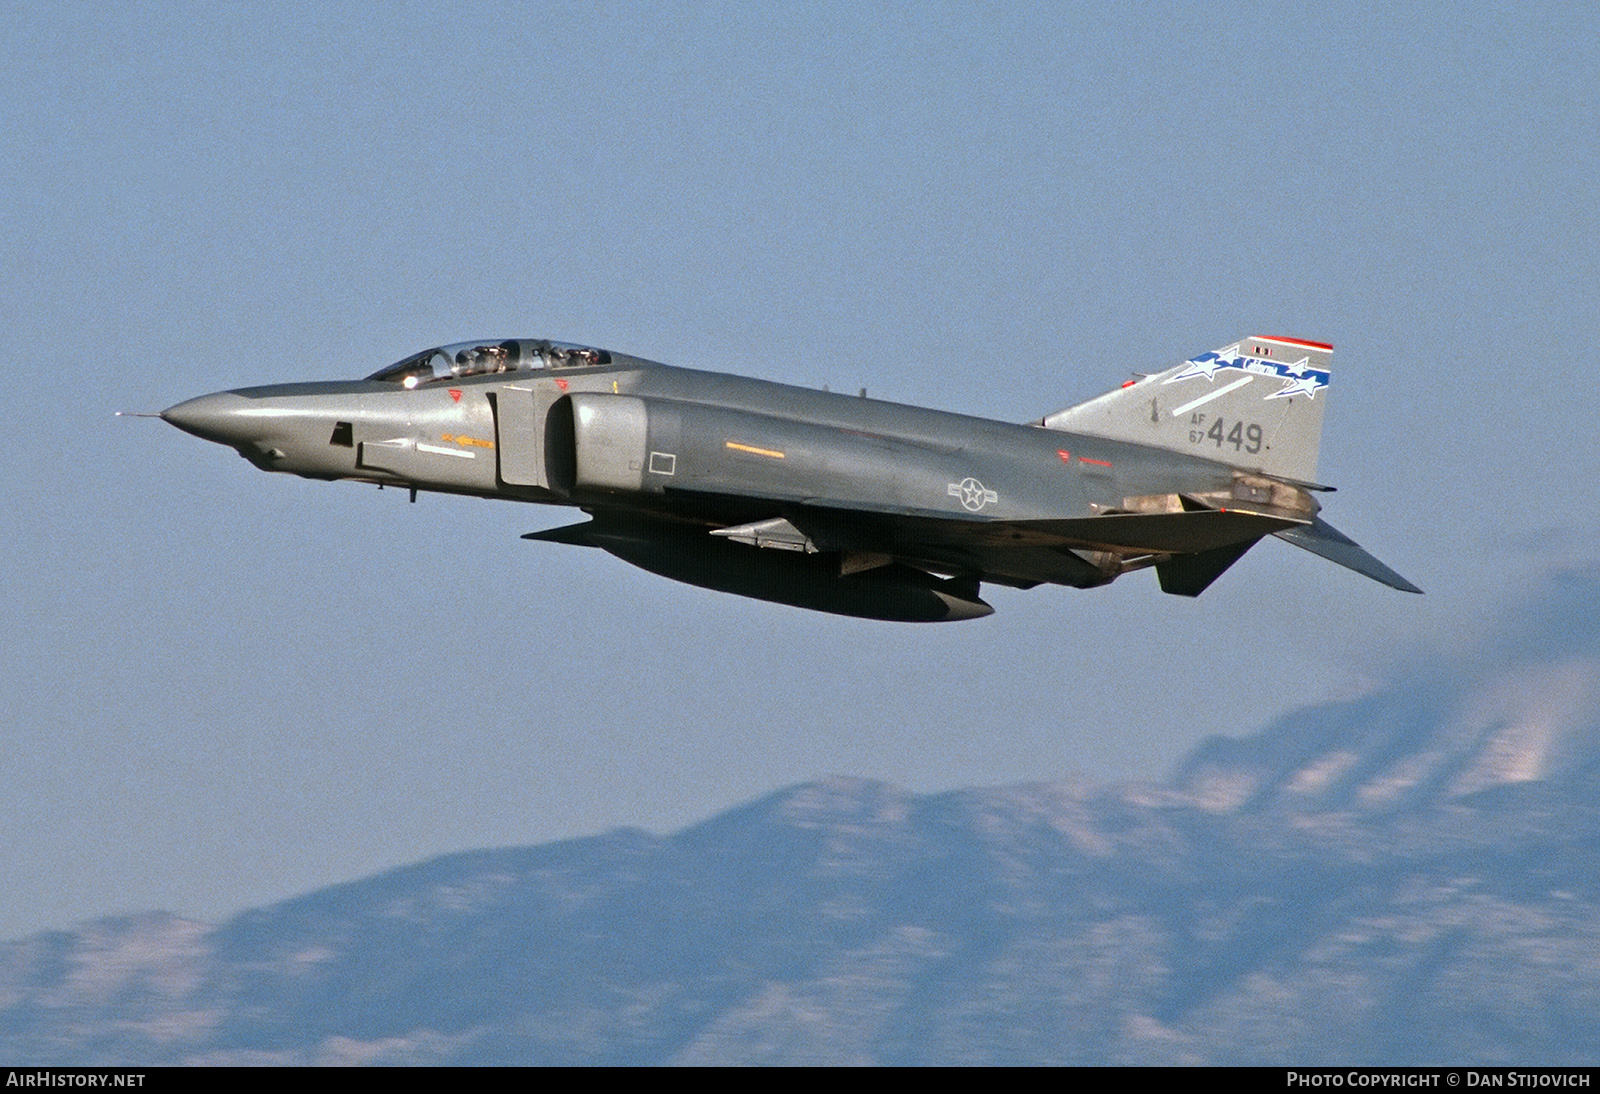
[366,339,613,388]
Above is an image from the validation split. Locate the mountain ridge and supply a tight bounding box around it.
[7,651,1600,1064]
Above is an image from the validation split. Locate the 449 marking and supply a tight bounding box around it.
[1189,416,1263,454]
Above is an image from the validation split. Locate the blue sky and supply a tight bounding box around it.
[3,1,1597,938]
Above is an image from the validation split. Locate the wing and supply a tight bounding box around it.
[641,482,1306,595]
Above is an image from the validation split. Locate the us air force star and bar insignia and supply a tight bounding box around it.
[1164,342,1331,400]
[948,477,998,512]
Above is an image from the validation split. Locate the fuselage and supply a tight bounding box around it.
[161,336,1289,617]
[164,343,1240,522]
[161,334,1417,618]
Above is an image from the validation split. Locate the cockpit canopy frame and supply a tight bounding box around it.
[367,339,613,388]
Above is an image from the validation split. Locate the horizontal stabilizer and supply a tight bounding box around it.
[1273,517,1422,593]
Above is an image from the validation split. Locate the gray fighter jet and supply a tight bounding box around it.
[161,334,1419,621]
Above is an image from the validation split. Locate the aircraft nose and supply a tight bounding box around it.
[160,392,256,446]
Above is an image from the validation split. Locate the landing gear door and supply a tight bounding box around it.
[494,384,561,488]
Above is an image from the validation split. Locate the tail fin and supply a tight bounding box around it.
[1042,335,1332,483]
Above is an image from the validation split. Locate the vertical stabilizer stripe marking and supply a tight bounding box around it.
[1171,376,1254,416]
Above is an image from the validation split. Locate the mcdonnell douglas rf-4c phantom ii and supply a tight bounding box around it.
[160,334,1420,622]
